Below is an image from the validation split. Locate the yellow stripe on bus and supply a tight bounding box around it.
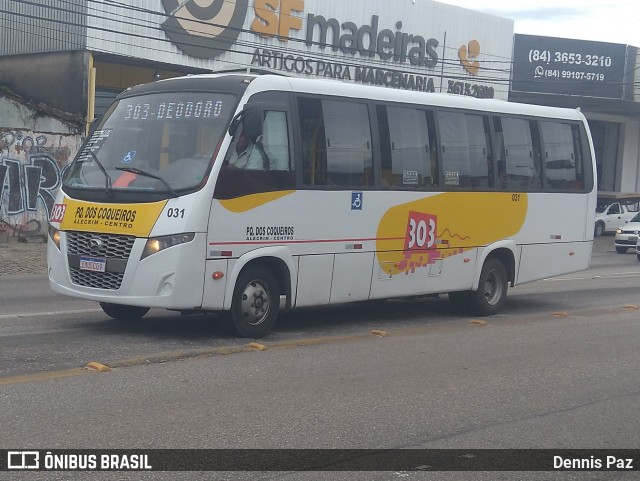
[59,198,168,237]
[376,192,528,276]
[219,190,295,213]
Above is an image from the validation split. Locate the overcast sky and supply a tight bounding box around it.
[436,0,639,47]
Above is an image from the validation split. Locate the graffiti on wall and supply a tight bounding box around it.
[0,130,81,236]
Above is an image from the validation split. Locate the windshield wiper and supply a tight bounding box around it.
[81,148,113,195]
[115,167,178,198]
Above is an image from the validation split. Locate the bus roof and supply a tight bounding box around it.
[265,75,586,121]
[134,72,587,122]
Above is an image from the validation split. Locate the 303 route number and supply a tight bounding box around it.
[405,212,437,250]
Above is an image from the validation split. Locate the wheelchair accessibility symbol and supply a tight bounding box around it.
[351,192,363,210]
[122,151,137,163]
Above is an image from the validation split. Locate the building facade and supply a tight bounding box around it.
[1,0,639,235]
[509,34,640,194]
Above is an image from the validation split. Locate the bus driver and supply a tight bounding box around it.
[226,131,263,169]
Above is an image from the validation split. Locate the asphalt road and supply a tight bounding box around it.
[0,236,637,378]
[1,236,639,480]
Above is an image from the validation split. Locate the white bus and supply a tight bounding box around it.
[48,73,597,337]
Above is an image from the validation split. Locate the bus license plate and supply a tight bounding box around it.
[79,256,106,272]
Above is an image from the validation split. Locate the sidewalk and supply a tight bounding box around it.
[0,237,48,277]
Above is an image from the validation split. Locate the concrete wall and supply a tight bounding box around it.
[0,51,89,118]
[1,94,83,238]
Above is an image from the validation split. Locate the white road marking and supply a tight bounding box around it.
[0,308,102,320]
[543,272,640,281]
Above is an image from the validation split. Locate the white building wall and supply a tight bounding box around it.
[86,0,514,99]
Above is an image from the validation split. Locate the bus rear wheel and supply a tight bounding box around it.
[594,222,605,237]
[227,266,279,338]
[471,258,508,316]
[99,302,149,320]
[450,258,508,316]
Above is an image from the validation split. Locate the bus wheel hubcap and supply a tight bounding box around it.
[240,280,270,326]
[483,270,503,305]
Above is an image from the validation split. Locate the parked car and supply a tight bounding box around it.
[614,212,640,253]
[595,201,637,237]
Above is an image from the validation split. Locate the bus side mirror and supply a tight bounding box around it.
[228,105,264,139]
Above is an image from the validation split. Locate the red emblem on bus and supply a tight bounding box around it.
[50,204,67,222]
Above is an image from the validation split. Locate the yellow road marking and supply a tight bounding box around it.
[86,361,111,372]
[2,304,638,386]
[370,330,389,337]
[0,368,89,386]
[469,320,488,326]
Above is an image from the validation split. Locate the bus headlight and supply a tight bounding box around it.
[616,228,623,235]
[48,225,61,250]
[141,233,195,260]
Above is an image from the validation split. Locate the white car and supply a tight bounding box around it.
[595,201,637,237]
[614,212,640,253]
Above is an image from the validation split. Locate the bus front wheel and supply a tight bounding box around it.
[99,302,149,320]
[227,266,279,338]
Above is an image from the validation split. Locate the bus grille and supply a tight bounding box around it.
[69,268,125,290]
[67,232,135,259]
[66,231,136,290]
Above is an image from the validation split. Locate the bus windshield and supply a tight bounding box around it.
[64,92,237,199]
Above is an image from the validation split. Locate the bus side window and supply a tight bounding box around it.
[529,121,543,189]
[569,124,589,191]
[493,116,540,191]
[376,104,437,189]
[438,111,492,189]
[540,121,579,191]
[299,96,373,188]
[213,109,294,199]
[426,111,439,187]
[261,111,291,171]
[299,97,327,186]
[492,120,506,189]
[578,124,593,192]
